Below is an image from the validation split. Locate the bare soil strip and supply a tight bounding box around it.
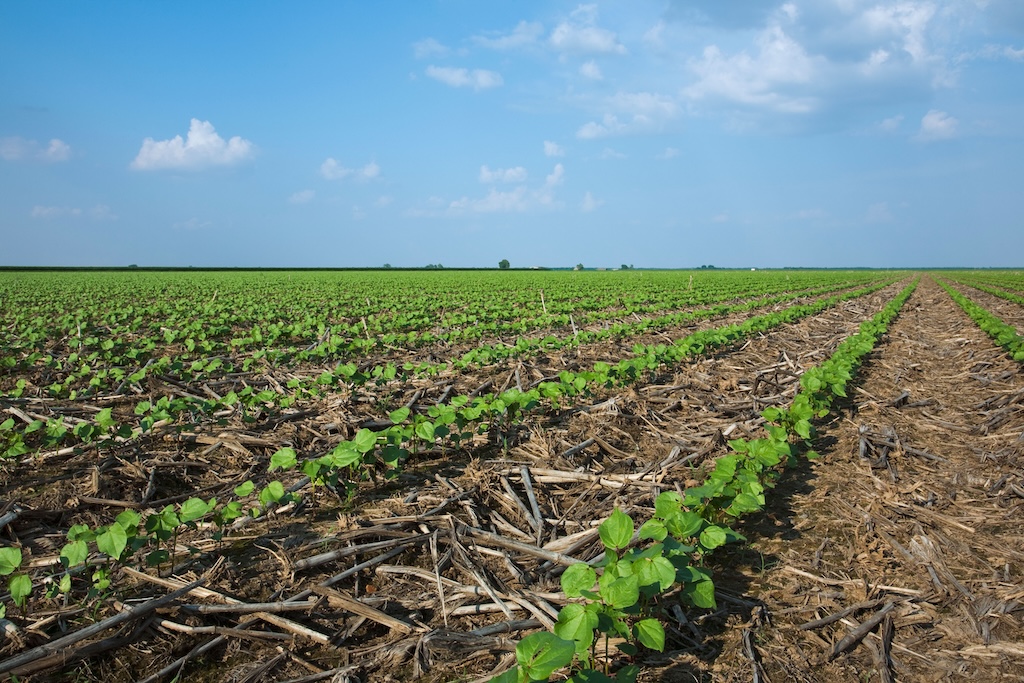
[705,275,1024,682]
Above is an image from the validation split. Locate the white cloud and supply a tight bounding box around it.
[577,91,679,138]
[450,186,530,213]
[320,158,380,180]
[643,21,665,47]
[545,163,565,187]
[480,165,528,183]
[413,38,449,59]
[426,65,503,90]
[712,212,730,223]
[581,191,603,212]
[915,109,957,141]
[474,21,544,49]
[550,4,626,55]
[579,60,603,80]
[31,205,80,219]
[31,204,116,220]
[1,136,72,162]
[131,119,254,171]
[684,24,822,113]
[544,140,565,157]
[288,189,315,204]
[598,147,626,159]
[375,195,394,207]
[879,114,904,131]
[657,147,680,159]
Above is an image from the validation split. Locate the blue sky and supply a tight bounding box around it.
[2,1,1022,268]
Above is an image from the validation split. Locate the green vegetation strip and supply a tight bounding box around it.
[0,280,899,615]
[491,279,918,683]
[937,280,1024,362]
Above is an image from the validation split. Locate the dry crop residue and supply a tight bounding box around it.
[709,275,1024,682]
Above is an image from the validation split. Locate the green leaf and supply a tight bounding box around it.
[515,631,575,681]
[9,574,32,607]
[96,524,128,560]
[599,574,639,610]
[415,420,435,442]
[0,547,22,575]
[725,492,763,517]
[487,669,519,683]
[234,480,255,497]
[634,555,676,592]
[60,540,88,568]
[633,618,666,652]
[553,603,599,651]
[354,428,377,453]
[388,407,410,424]
[269,447,297,472]
[665,511,704,540]
[599,508,634,551]
[653,490,682,518]
[560,563,597,598]
[259,481,286,506]
[115,509,141,532]
[683,578,717,609]
[95,408,116,430]
[638,518,667,541]
[179,497,212,523]
[699,525,728,551]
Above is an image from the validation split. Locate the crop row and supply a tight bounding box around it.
[494,279,919,682]
[0,279,902,612]
[937,280,1024,362]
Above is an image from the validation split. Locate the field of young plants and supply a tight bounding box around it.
[0,268,1022,682]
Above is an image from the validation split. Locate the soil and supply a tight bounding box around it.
[2,274,1022,682]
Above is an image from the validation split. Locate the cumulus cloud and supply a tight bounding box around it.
[598,147,626,159]
[914,109,958,141]
[657,147,680,159]
[543,140,565,157]
[480,165,528,183]
[684,24,822,113]
[580,191,603,212]
[450,186,530,213]
[577,91,679,139]
[879,114,904,131]
[320,158,380,180]
[473,21,544,49]
[550,4,626,55]
[131,119,254,171]
[288,189,315,204]
[579,60,603,80]
[1,136,72,162]
[426,65,503,90]
[545,163,565,187]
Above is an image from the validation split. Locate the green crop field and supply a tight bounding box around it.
[1,269,1023,682]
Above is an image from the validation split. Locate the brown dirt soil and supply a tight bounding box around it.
[8,275,1021,683]
[700,275,1024,682]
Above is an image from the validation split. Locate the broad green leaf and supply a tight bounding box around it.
[560,563,597,598]
[553,603,599,651]
[234,480,255,497]
[269,447,297,472]
[388,407,410,424]
[9,574,31,607]
[653,491,682,518]
[115,509,141,532]
[699,525,728,550]
[415,420,435,442]
[515,632,575,681]
[354,428,377,453]
[259,481,286,506]
[599,574,639,610]
[598,508,634,551]
[486,669,518,683]
[638,518,667,541]
[96,524,128,560]
[634,555,676,592]
[665,511,704,540]
[725,492,763,517]
[60,540,88,568]
[682,577,717,609]
[179,497,212,523]
[0,547,22,575]
[633,618,666,651]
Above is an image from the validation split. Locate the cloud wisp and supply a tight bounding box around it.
[425,65,503,90]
